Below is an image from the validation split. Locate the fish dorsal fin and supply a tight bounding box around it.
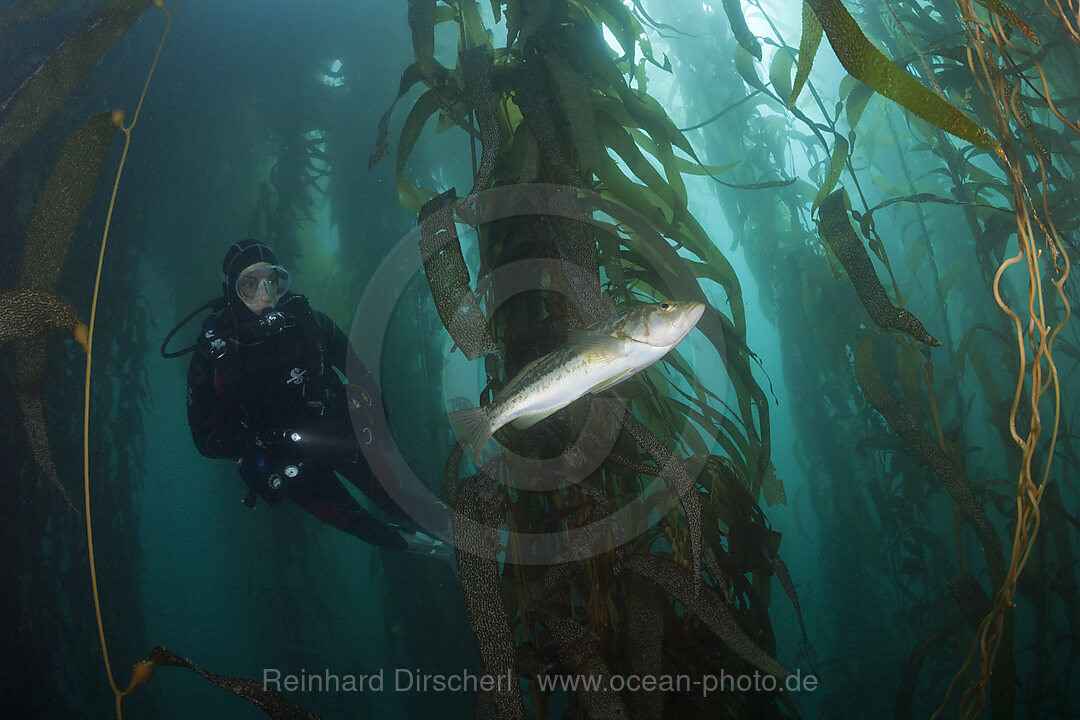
[567,330,622,362]
[495,352,549,400]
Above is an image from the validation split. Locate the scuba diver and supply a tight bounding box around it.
[172,239,450,559]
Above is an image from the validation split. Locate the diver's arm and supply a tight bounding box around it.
[186,343,254,460]
[314,310,351,373]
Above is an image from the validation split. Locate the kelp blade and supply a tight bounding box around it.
[12,111,115,511]
[418,189,499,361]
[789,1,823,107]
[0,0,65,39]
[0,0,152,169]
[804,0,997,150]
[817,189,939,346]
[0,288,81,347]
[148,646,324,720]
[19,112,117,287]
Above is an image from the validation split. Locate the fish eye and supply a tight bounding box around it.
[659,302,671,311]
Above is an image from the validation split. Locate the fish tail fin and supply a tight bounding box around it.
[448,406,493,465]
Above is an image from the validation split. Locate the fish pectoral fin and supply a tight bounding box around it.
[510,409,557,431]
[588,367,638,395]
[567,330,623,362]
[447,406,493,464]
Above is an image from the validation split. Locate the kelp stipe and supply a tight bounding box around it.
[375,2,796,717]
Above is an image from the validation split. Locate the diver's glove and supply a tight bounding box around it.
[397,527,454,562]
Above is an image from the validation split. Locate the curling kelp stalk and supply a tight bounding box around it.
[933,3,1073,717]
[79,3,176,718]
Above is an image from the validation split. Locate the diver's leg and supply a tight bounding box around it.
[335,455,451,538]
[284,468,451,559]
[333,453,409,519]
[284,468,407,549]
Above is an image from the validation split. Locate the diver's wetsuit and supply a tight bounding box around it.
[186,293,412,550]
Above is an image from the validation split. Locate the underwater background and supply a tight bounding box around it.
[0,0,1078,718]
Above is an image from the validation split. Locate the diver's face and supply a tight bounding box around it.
[236,262,281,315]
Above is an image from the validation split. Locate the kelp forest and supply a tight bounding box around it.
[0,0,1078,719]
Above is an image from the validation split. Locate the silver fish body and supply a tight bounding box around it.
[448,300,706,462]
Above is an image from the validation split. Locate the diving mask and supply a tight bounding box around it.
[235,264,291,303]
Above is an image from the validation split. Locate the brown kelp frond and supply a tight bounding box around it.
[721,0,762,60]
[15,338,78,513]
[545,615,630,720]
[368,63,445,170]
[818,189,940,347]
[616,404,703,595]
[148,646,325,719]
[453,466,526,720]
[1,288,84,511]
[407,0,437,79]
[8,109,116,513]
[764,548,814,674]
[0,0,151,169]
[19,111,117,287]
[460,45,503,196]
[513,56,586,187]
[0,0,65,40]
[623,554,792,680]
[0,288,84,348]
[947,573,992,632]
[893,636,938,720]
[802,0,997,150]
[854,334,1004,590]
[621,572,664,720]
[789,1,823,107]
[859,192,1011,230]
[419,189,500,361]
[540,478,628,595]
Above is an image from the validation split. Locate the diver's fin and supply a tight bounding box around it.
[510,408,558,431]
[448,406,493,464]
[589,367,637,395]
[567,330,622,362]
[398,527,455,562]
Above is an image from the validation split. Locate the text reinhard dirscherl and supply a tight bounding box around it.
[262,668,819,697]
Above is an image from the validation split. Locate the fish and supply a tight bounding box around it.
[448,300,707,463]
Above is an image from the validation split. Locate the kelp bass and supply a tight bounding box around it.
[449,301,706,462]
